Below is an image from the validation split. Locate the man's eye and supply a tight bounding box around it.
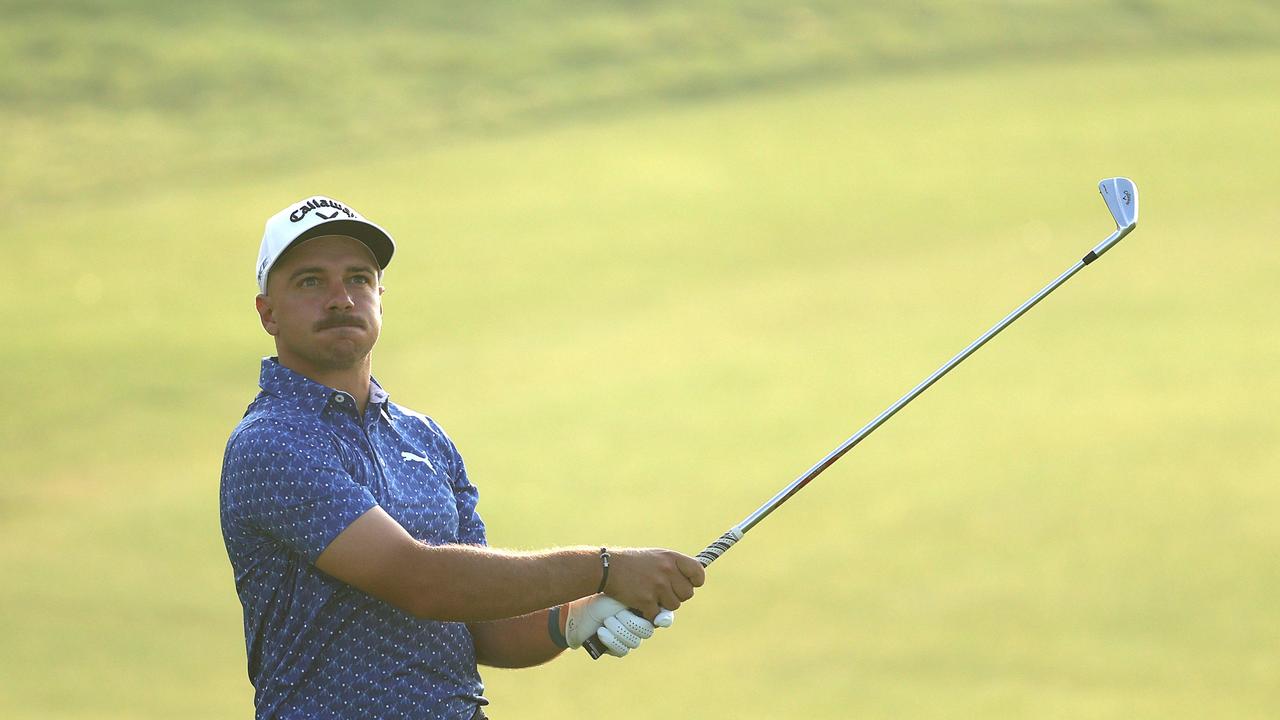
[350,275,371,285]
[298,277,320,288]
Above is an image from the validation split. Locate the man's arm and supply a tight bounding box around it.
[314,506,704,622]
[468,612,563,668]
[469,598,670,666]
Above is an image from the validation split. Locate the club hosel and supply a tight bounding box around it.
[1082,223,1136,265]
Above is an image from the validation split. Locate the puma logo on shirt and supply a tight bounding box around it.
[401,451,435,470]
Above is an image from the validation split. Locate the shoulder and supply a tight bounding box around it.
[228,412,308,447]
[220,412,354,505]
[224,404,337,463]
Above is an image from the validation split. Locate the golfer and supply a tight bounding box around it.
[220,196,705,719]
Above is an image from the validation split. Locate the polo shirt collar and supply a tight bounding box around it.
[368,377,390,407]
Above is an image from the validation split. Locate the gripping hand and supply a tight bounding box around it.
[556,595,674,658]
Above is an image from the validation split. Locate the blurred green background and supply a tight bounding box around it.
[3,1,1278,717]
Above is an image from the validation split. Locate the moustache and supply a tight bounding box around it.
[314,315,368,332]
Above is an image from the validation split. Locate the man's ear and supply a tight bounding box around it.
[255,294,279,336]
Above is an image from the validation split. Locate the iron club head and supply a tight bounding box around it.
[1099,176,1139,230]
[1084,177,1140,263]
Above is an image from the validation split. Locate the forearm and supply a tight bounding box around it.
[469,610,566,668]
[314,506,703,624]
[373,542,601,622]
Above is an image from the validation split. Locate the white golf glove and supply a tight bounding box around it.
[560,595,675,657]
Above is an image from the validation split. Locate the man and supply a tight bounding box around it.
[221,196,705,719]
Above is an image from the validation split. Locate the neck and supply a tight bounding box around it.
[277,352,374,415]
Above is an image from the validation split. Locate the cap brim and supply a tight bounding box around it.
[285,218,396,270]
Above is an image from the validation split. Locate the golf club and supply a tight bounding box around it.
[584,177,1139,659]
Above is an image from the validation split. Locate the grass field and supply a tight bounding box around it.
[3,2,1279,718]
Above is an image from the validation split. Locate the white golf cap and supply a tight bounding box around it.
[256,195,396,293]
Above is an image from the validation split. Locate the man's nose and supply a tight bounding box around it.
[325,282,355,311]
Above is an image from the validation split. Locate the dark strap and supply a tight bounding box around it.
[596,547,611,593]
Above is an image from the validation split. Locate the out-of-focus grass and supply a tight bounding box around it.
[3,2,1279,718]
[4,0,1279,216]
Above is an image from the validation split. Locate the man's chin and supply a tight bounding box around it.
[289,340,373,372]
[316,326,374,354]
[320,343,373,369]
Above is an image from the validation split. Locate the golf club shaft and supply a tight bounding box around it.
[691,181,1137,569]
[693,253,1098,566]
[584,178,1136,659]
[585,252,1095,661]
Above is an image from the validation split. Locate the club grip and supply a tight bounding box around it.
[582,530,740,660]
[582,607,643,659]
[582,631,611,659]
[694,530,742,567]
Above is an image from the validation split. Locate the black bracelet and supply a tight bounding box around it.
[547,604,568,648]
[596,547,610,594]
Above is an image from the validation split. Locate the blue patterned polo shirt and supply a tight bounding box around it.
[221,358,487,719]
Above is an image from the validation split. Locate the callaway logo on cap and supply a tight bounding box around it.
[256,195,396,293]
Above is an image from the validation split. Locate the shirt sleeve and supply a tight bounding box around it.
[447,440,486,546]
[420,416,485,547]
[222,417,378,562]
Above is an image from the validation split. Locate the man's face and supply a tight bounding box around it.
[255,235,384,374]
